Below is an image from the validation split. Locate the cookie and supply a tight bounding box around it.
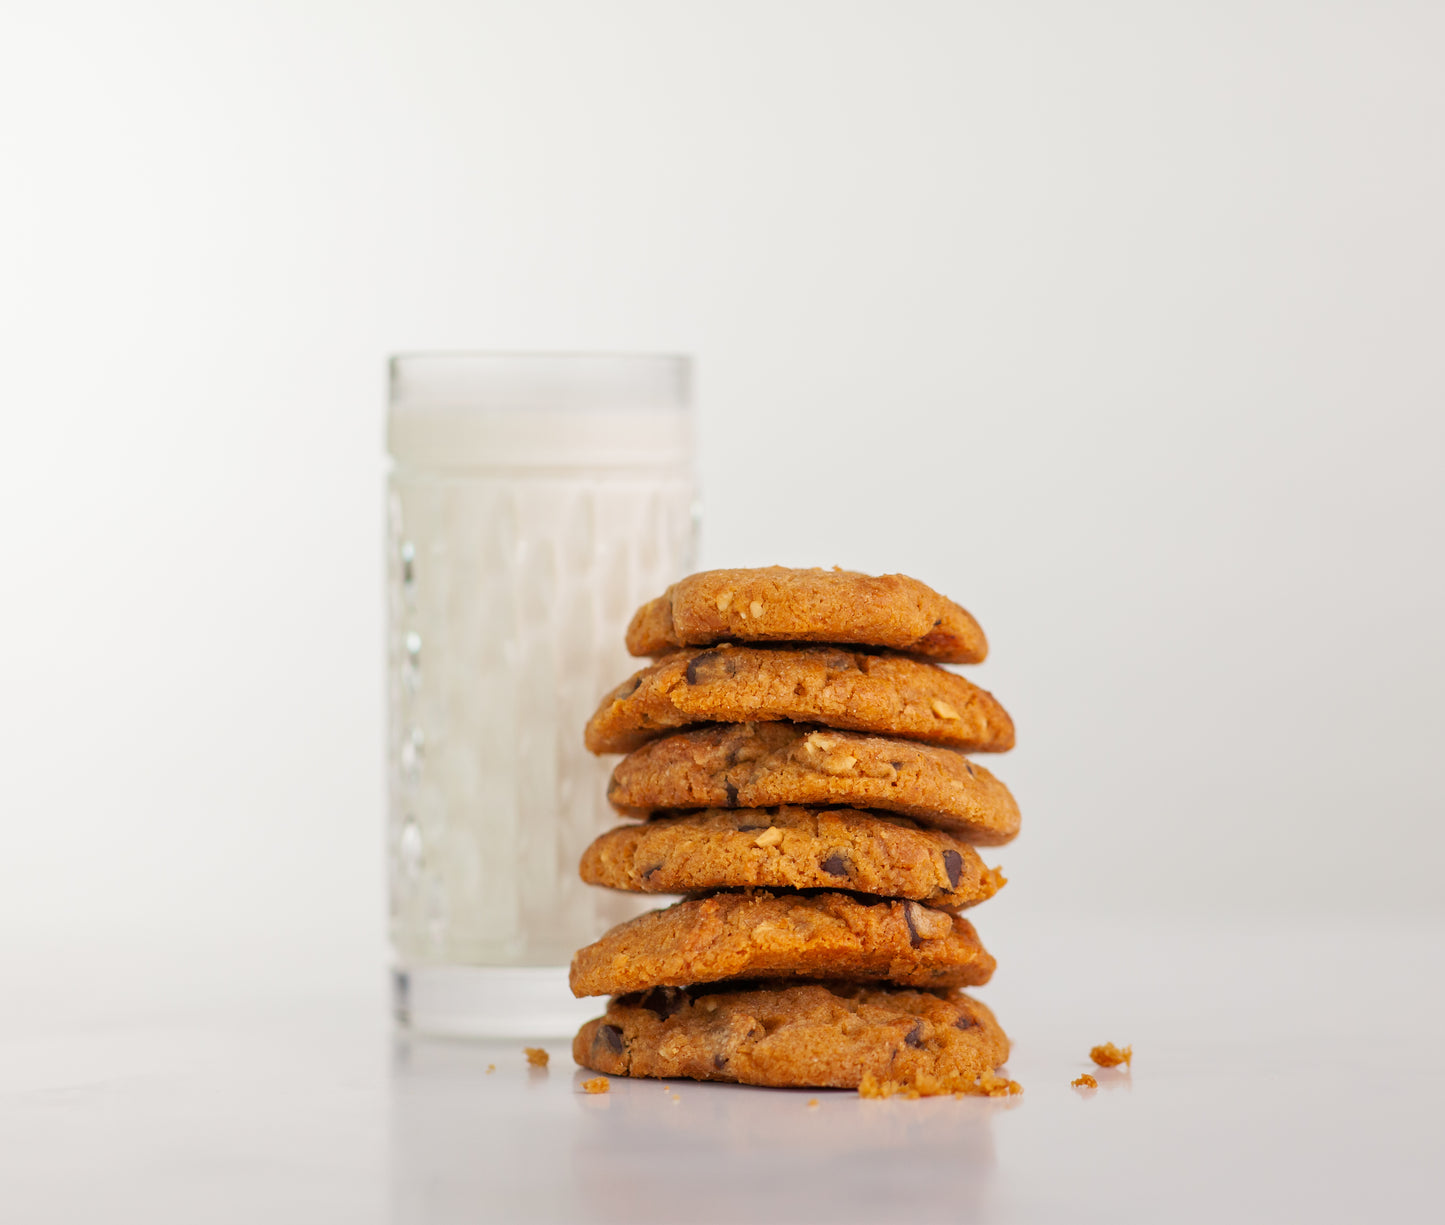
[568,889,995,997]
[578,807,1006,911]
[606,723,1021,845]
[573,981,1010,1092]
[626,567,987,664]
[584,645,1015,755]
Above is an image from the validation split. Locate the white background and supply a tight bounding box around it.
[4,0,1444,1018]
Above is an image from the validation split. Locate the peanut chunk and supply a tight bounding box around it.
[904,901,953,941]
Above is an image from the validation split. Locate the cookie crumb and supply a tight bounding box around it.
[486,1064,496,1074]
[977,1072,1023,1097]
[807,1098,819,1109]
[861,1069,1019,1099]
[524,1047,549,1068]
[1072,1073,1098,1089]
[670,1093,681,1104]
[1090,1042,1132,1068]
[581,1077,610,1094]
[859,1073,917,1099]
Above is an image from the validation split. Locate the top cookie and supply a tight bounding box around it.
[626,567,988,664]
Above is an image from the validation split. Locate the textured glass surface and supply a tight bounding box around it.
[387,470,696,967]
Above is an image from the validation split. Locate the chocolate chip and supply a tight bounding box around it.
[964,761,975,777]
[596,1024,624,1054]
[713,1053,728,1070]
[942,849,963,889]
[607,776,622,800]
[889,761,904,770]
[636,986,686,1020]
[954,1014,976,1031]
[904,1022,925,1048]
[685,650,737,685]
[903,902,923,948]
[819,852,850,878]
[614,675,641,699]
[641,863,665,882]
[724,780,739,806]
[735,818,769,831]
[933,617,943,627]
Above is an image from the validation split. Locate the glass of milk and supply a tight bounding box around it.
[385,354,696,1037]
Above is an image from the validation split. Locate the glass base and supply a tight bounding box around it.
[392,965,602,1039]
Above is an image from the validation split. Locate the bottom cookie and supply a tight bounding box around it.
[574,981,1010,1094]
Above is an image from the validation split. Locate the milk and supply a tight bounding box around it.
[385,356,695,1033]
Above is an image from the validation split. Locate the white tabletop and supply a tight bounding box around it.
[4,916,1441,1224]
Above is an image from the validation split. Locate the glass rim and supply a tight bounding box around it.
[389,349,690,365]
[389,351,692,416]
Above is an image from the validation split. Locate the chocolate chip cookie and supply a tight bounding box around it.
[584,645,1015,755]
[574,981,1011,1092]
[606,722,1021,845]
[579,807,1006,910]
[568,889,996,997]
[626,567,988,663]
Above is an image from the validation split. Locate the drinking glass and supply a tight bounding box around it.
[386,353,696,1036]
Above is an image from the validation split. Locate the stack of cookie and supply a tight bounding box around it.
[569,567,1021,1096]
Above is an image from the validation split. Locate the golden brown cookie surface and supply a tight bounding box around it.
[573,981,1010,1092]
[607,723,1021,845]
[585,645,1015,755]
[626,567,987,663]
[568,889,996,997]
[579,807,1006,910]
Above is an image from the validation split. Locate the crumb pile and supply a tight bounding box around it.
[569,567,1022,1096]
